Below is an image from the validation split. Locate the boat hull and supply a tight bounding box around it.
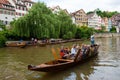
[6,42,26,48]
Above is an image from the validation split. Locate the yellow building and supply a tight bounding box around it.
[101,17,108,31]
[71,9,88,26]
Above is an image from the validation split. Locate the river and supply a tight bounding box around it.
[0,37,120,80]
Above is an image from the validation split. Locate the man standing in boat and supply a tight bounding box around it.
[90,34,95,45]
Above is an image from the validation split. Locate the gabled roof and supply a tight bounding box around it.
[111,14,120,21]
[0,0,15,11]
[72,9,86,15]
[50,5,61,11]
[13,0,26,7]
[87,13,94,19]
[0,0,10,4]
[63,9,69,14]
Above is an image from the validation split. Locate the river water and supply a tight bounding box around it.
[0,37,120,80]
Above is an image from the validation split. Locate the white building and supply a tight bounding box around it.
[0,0,34,25]
[87,11,102,30]
[9,0,34,19]
[0,0,15,25]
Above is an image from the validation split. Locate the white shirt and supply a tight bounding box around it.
[71,48,77,54]
[91,35,94,41]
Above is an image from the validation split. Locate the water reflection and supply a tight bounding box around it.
[96,37,120,60]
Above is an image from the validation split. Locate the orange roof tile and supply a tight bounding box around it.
[0,0,10,4]
[0,0,15,11]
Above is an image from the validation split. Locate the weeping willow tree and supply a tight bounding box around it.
[12,2,77,39]
[13,2,53,39]
[57,11,77,39]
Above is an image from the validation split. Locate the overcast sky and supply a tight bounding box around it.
[33,0,120,13]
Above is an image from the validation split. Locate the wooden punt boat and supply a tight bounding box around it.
[28,44,99,72]
[5,41,26,48]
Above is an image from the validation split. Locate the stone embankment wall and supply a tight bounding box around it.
[94,33,120,38]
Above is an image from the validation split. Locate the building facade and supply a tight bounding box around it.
[0,0,34,25]
[111,14,120,33]
[87,11,102,30]
[101,17,111,31]
[71,9,88,26]
[107,18,112,32]
[0,0,15,25]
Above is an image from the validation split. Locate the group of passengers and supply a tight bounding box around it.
[60,34,96,60]
[31,38,38,45]
[60,44,91,60]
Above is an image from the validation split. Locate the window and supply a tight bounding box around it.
[29,3,31,6]
[11,12,13,15]
[5,21,8,24]
[8,11,10,15]
[23,7,24,11]
[22,13,24,16]
[0,10,2,14]
[4,10,6,14]
[24,8,26,11]
[16,12,18,15]
[19,6,21,10]
[19,13,21,16]
[26,8,28,11]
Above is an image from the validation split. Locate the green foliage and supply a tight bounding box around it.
[101,26,106,31]
[63,31,73,39]
[0,33,6,47]
[75,26,95,39]
[57,10,76,38]
[110,26,116,33]
[0,21,5,30]
[87,8,119,18]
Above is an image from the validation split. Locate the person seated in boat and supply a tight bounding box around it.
[64,48,70,54]
[60,46,71,59]
[76,44,80,52]
[89,44,97,56]
[81,44,90,59]
[85,45,90,56]
[70,44,77,58]
[60,46,67,59]
[90,44,98,53]
[63,48,70,59]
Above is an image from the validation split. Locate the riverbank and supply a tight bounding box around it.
[94,33,120,38]
[5,39,82,47]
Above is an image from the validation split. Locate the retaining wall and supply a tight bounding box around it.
[94,33,120,38]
